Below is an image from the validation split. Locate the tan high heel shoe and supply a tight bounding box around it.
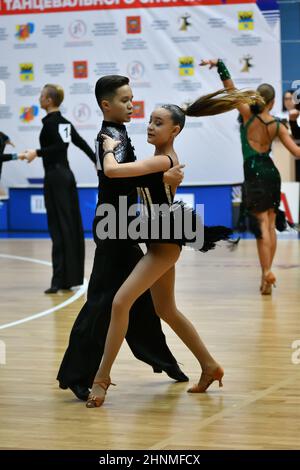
[187,366,224,393]
[86,378,115,408]
[261,272,276,295]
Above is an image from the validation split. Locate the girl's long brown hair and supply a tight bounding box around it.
[185,88,264,117]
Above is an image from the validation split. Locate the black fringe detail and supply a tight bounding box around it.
[249,213,262,239]
[235,207,297,240]
[276,209,287,232]
[200,226,233,253]
[172,200,234,252]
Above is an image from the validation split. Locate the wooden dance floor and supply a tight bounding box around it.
[0,238,299,450]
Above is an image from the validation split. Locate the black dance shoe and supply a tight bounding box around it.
[59,382,90,401]
[44,286,59,294]
[44,285,72,294]
[153,364,189,382]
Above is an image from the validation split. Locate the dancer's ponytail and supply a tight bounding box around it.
[185,88,264,117]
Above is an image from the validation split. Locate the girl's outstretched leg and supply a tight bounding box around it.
[151,267,223,393]
[87,244,180,407]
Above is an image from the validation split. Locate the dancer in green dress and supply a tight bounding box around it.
[200,59,300,294]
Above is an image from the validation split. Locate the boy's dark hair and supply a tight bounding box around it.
[95,75,129,110]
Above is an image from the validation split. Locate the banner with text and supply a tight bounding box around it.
[0,1,281,188]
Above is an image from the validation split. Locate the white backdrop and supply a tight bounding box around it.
[0,0,281,189]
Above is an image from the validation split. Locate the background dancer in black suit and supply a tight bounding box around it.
[25,84,96,294]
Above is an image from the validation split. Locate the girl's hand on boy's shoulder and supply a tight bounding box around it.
[101,134,121,151]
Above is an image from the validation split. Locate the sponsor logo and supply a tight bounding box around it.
[19,63,34,81]
[240,55,254,73]
[179,13,192,32]
[132,101,145,119]
[179,57,194,77]
[73,103,91,123]
[127,16,141,34]
[19,105,39,122]
[69,20,87,39]
[238,11,254,30]
[15,23,35,41]
[73,61,88,79]
[127,61,145,81]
